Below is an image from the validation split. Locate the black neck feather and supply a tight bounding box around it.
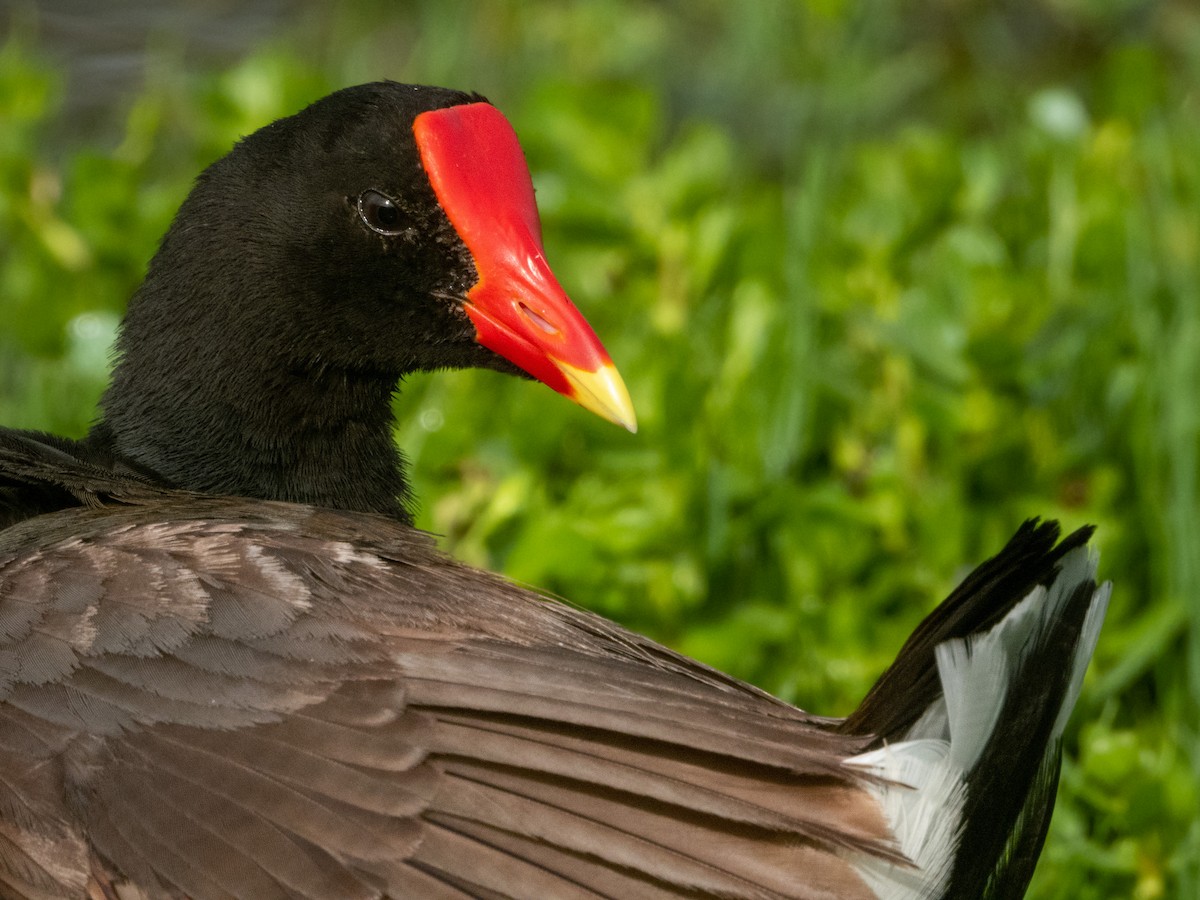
[87,265,416,522]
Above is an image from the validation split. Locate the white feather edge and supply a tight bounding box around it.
[844,545,1111,900]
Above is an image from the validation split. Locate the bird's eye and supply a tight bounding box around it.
[357,190,405,235]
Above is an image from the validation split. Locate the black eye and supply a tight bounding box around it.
[357,190,405,235]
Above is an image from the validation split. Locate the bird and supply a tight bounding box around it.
[0,81,1108,899]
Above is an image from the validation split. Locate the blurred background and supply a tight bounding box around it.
[1,1,1196,896]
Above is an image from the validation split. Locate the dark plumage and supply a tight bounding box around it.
[88,84,493,520]
[0,82,1107,899]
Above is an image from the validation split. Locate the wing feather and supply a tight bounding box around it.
[1,499,892,899]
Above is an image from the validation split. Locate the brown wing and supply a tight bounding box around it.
[0,499,896,899]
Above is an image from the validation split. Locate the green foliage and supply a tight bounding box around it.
[2,2,1197,896]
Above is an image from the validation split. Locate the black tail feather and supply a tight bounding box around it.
[946,576,1097,899]
[842,520,1105,900]
[841,519,1093,743]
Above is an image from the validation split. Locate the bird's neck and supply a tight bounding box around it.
[88,340,415,523]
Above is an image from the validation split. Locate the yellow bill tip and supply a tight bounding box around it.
[558,359,638,433]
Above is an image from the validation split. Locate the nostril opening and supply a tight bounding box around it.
[519,303,560,336]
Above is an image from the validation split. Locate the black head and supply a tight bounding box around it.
[126,83,503,378]
[90,82,633,516]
